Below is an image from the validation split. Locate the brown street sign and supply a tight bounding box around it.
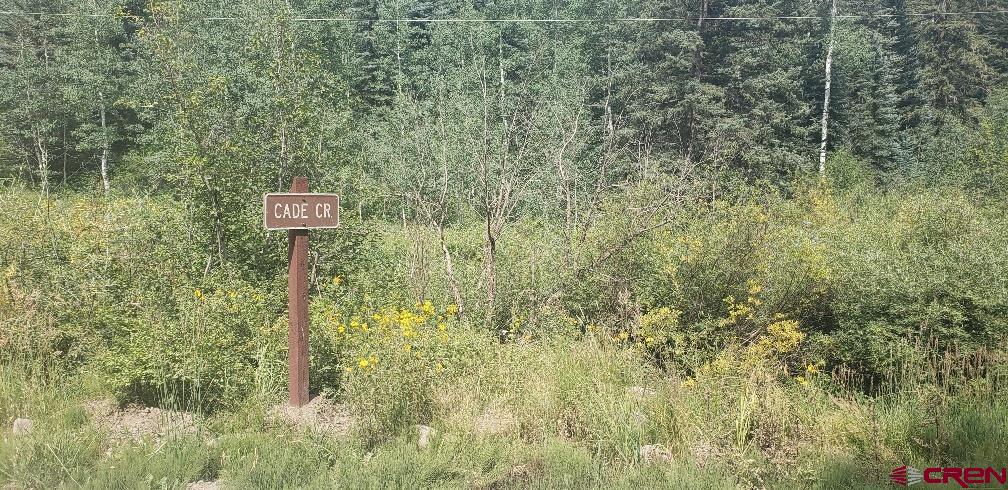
[264,193,340,230]
[265,178,342,407]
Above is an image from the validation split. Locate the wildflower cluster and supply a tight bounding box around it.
[191,286,266,312]
[794,361,824,387]
[322,300,464,380]
[720,279,765,328]
[752,317,804,355]
[636,306,682,350]
[676,235,704,264]
[712,277,810,367]
[746,314,806,368]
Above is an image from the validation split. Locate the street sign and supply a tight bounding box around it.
[263,193,340,230]
[264,178,340,407]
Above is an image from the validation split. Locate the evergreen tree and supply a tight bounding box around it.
[600,0,731,173]
[829,0,903,174]
[712,0,817,180]
[348,0,397,111]
[906,0,996,122]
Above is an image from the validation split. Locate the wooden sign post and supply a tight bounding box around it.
[264,177,340,407]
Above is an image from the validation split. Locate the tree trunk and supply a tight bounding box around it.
[62,124,67,185]
[437,223,463,318]
[90,0,110,193]
[92,0,110,193]
[818,0,837,175]
[99,93,109,193]
[34,127,49,193]
[483,219,497,328]
[685,0,709,164]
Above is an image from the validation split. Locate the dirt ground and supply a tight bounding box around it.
[267,394,352,437]
[83,398,198,442]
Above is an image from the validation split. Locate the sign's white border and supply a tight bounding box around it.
[263,193,341,230]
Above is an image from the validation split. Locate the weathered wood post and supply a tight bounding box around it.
[264,177,339,407]
[287,176,310,407]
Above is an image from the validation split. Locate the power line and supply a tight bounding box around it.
[0,10,1006,23]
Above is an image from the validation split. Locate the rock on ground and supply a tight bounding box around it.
[639,444,674,463]
[186,480,219,490]
[416,424,436,448]
[11,418,33,435]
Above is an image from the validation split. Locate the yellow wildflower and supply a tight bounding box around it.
[682,378,696,388]
[438,322,447,332]
[358,358,370,369]
[421,300,435,315]
[193,289,203,300]
[332,275,342,286]
[766,319,805,353]
[446,304,458,316]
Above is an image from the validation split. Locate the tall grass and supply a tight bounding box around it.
[1,331,1004,487]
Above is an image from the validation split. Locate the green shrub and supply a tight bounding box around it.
[824,190,1008,378]
[98,280,281,411]
[0,190,202,368]
[826,147,877,191]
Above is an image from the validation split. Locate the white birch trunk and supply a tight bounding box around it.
[818,0,837,175]
[99,94,109,193]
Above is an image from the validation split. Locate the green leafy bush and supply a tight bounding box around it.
[98,281,281,410]
[823,190,1008,377]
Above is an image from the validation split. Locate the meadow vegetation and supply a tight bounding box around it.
[1,173,1006,488]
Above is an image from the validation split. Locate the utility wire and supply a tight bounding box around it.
[1,10,1007,22]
